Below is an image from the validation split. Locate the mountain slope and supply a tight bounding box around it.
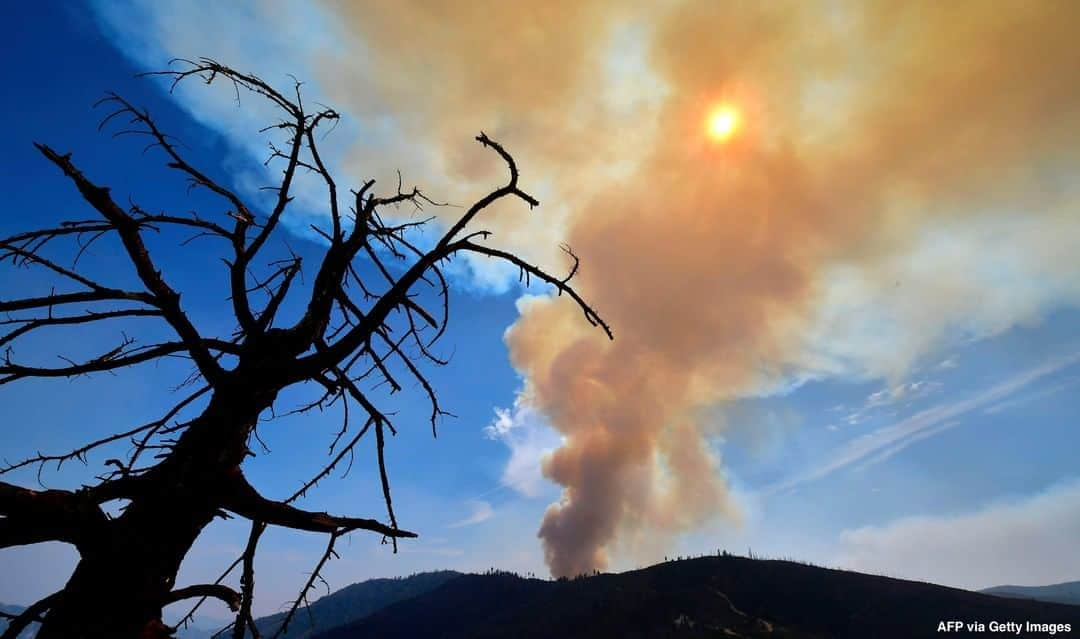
[316,570,794,639]
[982,581,1080,607]
[251,570,461,638]
[315,556,1080,638]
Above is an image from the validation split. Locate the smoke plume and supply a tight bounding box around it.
[99,0,1080,576]
[499,1,1080,576]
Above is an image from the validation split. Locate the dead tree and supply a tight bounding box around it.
[0,59,610,639]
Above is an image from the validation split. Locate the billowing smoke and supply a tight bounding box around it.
[501,2,1080,575]
[100,1,1080,576]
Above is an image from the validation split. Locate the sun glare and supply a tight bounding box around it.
[707,106,740,142]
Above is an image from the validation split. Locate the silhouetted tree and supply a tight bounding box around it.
[0,59,610,639]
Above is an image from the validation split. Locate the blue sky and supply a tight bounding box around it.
[2,1,1079,620]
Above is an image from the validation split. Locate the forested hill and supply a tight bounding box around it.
[250,570,461,638]
[8,561,1079,637]
[170,571,461,638]
[312,556,1080,639]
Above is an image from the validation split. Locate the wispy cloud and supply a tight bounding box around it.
[448,500,494,529]
[937,357,959,370]
[834,478,1080,590]
[843,378,943,426]
[853,419,959,471]
[983,375,1080,415]
[767,352,1080,495]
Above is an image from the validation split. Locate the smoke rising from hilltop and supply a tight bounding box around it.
[502,1,1080,576]
[97,0,1080,577]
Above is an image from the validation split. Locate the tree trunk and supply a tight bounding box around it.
[37,390,268,638]
[36,500,215,638]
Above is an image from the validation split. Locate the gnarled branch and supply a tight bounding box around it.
[165,584,240,611]
[34,143,226,384]
[221,471,414,538]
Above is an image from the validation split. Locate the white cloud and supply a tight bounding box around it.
[842,378,944,427]
[800,209,1080,384]
[834,479,1080,590]
[484,393,562,498]
[447,500,494,529]
[983,375,1080,416]
[852,419,959,471]
[767,352,1080,495]
[937,357,959,370]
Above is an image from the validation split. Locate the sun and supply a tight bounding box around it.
[707,106,740,142]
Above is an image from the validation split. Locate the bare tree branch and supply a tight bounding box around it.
[221,471,414,538]
[0,384,208,479]
[0,308,163,349]
[165,584,240,611]
[451,239,613,339]
[270,530,340,639]
[0,482,112,549]
[0,339,238,387]
[34,143,227,383]
[0,288,154,314]
[230,521,264,639]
